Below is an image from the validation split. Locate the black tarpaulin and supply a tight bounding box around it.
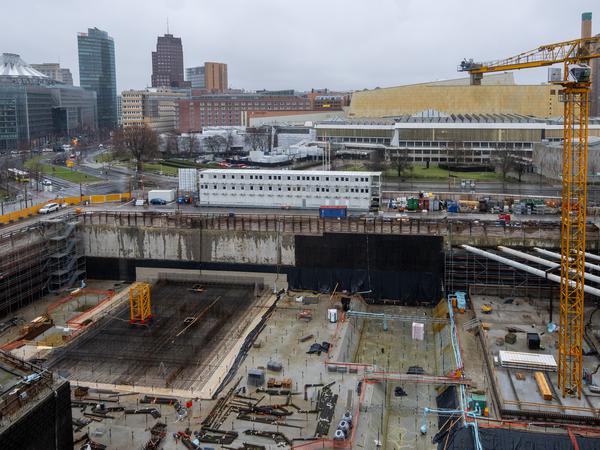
[287,267,441,303]
[291,233,443,303]
[433,385,460,441]
[439,427,600,450]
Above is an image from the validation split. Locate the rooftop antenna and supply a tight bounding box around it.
[166,17,170,34]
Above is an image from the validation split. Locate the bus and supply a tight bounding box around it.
[7,168,30,183]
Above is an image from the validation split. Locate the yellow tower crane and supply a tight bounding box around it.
[459,17,600,398]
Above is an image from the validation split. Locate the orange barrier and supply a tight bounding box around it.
[0,340,27,351]
[67,292,115,329]
[47,288,113,316]
[0,192,131,225]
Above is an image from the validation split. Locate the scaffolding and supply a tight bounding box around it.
[47,220,85,293]
[0,216,85,318]
[444,248,558,299]
[129,282,151,324]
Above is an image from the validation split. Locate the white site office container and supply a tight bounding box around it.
[148,189,175,202]
[178,168,198,192]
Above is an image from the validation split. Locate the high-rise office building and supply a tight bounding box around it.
[151,34,189,88]
[186,66,205,89]
[77,27,117,129]
[204,62,228,92]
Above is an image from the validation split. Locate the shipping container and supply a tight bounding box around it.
[178,168,198,192]
[148,189,176,203]
[319,205,347,218]
[447,201,459,213]
[407,198,419,211]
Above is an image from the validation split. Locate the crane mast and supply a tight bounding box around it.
[559,76,588,398]
[459,25,600,398]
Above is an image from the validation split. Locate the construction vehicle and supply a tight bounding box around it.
[481,304,493,315]
[498,213,511,225]
[267,377,293,389]
[458,12,600,398]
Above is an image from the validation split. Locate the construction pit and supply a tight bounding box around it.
[58,287,459,450]
[2,271,600,449]
[0,272,456,449]
[46,279,272,398]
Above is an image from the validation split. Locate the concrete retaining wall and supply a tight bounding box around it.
[82,225,295,266]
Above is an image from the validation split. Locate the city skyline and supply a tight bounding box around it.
[1,0,599,93]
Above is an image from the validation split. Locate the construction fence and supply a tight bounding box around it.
[0,193,131,225]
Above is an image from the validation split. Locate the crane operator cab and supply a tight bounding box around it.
[569,63,591,83]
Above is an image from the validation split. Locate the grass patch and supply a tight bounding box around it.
[396,165,500,180]
[343,163,369,172]
[140,162,179,176]
[24,157,101,183]
[341,162,501,180]
[94,152,114,163]
[24,155,44,167]
[41,165,102,183]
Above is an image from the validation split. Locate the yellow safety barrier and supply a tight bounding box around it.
[0,192,131,225]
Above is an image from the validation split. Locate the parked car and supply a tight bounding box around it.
[42,179,52,186]
[149,198,167,205]
[38,202,59,214]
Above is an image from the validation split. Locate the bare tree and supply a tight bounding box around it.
[368,149,387,171]
[494,149,514,181]
[244,128,269,152]
[112,125,159,173]
[179,134,194,156]
[394,148,413,179]
[225,132,235,154]
[101,151,117,175]
[513,159,527,183]
[28,159,44,191]
[0,159,10,200]
[446,140,471,167]
[204,135,227,155]
[164,134,179,156]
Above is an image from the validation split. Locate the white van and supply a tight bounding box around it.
[39,203,59,214]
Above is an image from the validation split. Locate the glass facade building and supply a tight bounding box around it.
[0,53,97,151]
[78,27,117,130]
[186,66,205,89]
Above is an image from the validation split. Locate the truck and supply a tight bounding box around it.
[319,205,347,218]
[148,189,175,205]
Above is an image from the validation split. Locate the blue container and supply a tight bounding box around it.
[447,202,459,213]
[319,206,347,218]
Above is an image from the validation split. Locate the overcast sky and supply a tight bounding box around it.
[2,0,599,92]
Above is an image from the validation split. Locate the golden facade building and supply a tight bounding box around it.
[348,74,561,119]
